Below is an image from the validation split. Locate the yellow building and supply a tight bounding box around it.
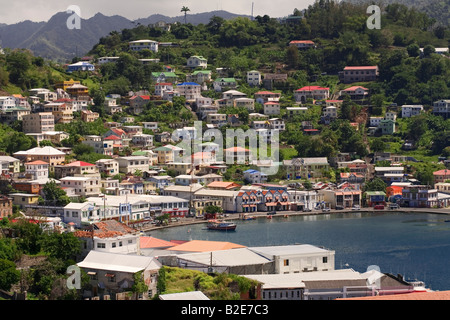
[9,193,40,208]
[55,79,81,91]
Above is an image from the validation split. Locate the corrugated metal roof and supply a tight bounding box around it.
[77,251,161,273]
[176,248,271,267]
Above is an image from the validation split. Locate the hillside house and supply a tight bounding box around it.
[128,39,159,52]
[339,66,379,83]
[187,55,207,69]
[294,86,330,103]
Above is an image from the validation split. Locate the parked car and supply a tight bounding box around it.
[322,207,331,212]
[335,205,344,210]
[374,205,385,210]
[352,205,361,211]
[302,208,312,212]
[389,203,399,209]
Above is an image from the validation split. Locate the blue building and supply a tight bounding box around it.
[67,62,95,72]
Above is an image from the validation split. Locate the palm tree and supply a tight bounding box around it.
[181,6,190,24]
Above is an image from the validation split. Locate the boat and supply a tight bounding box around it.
[241,214,255,221]
[267,215,272,220]
[207,219,237,231]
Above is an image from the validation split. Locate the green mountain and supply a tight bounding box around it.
[0,11,252,62]
[344,0,450,26]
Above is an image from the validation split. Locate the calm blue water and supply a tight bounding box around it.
[148,212,450,291]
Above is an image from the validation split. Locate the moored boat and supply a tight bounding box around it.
[207,219,237,231]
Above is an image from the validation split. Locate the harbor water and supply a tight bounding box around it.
[148,211,450,291]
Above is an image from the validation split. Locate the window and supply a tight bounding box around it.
[112,242,116,248]
[97,243,105,248]
[284,259,289,266]
[323,257,328,264]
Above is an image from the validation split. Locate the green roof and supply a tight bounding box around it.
[365,191,386,196]
[154,146,172,152]
[215,78,236,82]
[151,72,177,77]
[192,70,211,75]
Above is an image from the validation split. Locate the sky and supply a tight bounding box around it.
[0,0,315,25]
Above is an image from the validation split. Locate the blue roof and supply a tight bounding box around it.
[177,82,200,86]
[244,169,260,174]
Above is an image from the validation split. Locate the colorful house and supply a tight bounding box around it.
[365,191,386,207]
[236,189,291,213]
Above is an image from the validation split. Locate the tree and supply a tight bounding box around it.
[42,180,71,207]
[131,271,149,298]
[40,232,81,261]
[156,266,167,294]
[363,178,387,192]
[0,259,20,291]
[205,205,223,215]
[181,6,190,24]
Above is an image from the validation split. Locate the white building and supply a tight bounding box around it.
[248,244,335,274]
[176,82,202,100]
[264,102,280,115]
[83,135,113,156]
[433,99,450,118]
[59,175,101,197]
[289,190,322,210]
[247,70,262,87]
[116,156,150,174]
[187,56,207,69]
[0,96,16,111]
[25,160,49,180]
[132,134,154,147]
[154,83,173,97]
[129,39,159,52]
[323,106,337,119]
[98,56,119,64]
[401,105,423,118]
[95,159,119,177]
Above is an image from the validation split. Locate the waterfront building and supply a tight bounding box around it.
[401,185,438,208]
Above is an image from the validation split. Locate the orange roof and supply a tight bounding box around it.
[337,291,450,300]
[342,86,368,91]
[166,240,245,252]
[25,160,49,165]
[140,236,176,249]
[207,181,241,189]
[434,169,450,176]
[344,66,377,70]
[224,147,249,152]
[290,40,315,44]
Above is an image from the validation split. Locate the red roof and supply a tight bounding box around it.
[66,161,95,167]
[104,135,122,140]
[130,95,150,100]
[297,86,329,91]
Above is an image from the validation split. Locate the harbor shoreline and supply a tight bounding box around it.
[138,207,450,233]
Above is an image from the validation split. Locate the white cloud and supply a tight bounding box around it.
[0,0,314,24]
